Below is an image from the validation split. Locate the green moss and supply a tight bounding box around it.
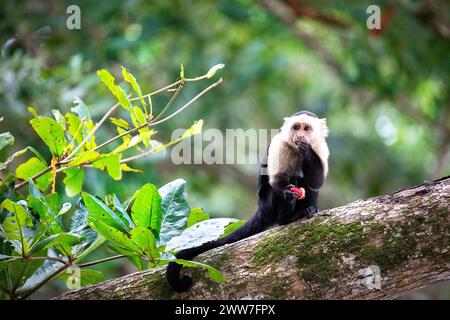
[147,277,175,299]
[252,206,450,298]
[266,282,289,299]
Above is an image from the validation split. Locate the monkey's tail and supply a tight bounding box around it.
[166,212,267,292]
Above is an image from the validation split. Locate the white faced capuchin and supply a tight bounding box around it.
[167,110,330,292]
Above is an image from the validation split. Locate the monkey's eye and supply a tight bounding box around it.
[292,124,301,131]
[304,125,311,131]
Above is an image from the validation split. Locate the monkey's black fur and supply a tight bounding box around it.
[166,112,325,292]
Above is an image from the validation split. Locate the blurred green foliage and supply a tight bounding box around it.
[1,0,449,298]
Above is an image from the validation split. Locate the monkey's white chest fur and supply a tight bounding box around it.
[267,134,303,186]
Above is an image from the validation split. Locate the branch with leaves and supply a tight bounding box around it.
[0,64,240,300]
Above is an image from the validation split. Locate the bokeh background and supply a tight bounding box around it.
[0,0,449,299]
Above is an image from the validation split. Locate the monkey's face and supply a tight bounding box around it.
[282,114,328,148]
[290,121,313,145]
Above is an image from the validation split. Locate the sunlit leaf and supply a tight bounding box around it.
[181,120,203,140]
[63,167,84,197]
[187,208,209,227]
[1,199,33,254]
[68,151,100,166]
[16,157,51,191]
[206,63,225,79]
[120,163,142,173]
[220,220,245,238]
[92,154,122,180]
[81,192,130,234]
[87,217,142,254]
[130,227,158,259]
[97,69,132,111]
[110,117,130,129]
[121,66,147,114]
[29,117,67,156]
[131,183,161,233]
[52,109,65,129]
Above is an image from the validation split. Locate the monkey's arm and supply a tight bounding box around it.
[298,142,324,190]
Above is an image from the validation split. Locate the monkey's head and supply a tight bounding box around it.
[281,111,329,148]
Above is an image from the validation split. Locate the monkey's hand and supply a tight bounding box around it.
[283,184,297,204]
[298,141,312,158]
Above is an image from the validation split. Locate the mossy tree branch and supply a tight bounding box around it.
[57,176,450,300]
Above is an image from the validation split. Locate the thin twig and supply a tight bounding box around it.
[150,78,222,126]
[76,254,127,268]
[151,83,184,122]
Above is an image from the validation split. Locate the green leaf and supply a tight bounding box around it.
[52,109,66,129]
[110,117,130,129]
[9,258,46,291]
[132,107,151,148]
[27,182,63,235]
[97,69,132,111]
[28,146,46,164]
[58,268,104,287]
[130,227,158,259]
[120,163,142,173]
[28,232,81,256]
[92,154,122,180]
[220,220,245,238]
[87,217,142,254]
[27,106,39,117]
[81,193,130,234]
[180,64,184,79]
[63,167,84,197]
[0,132,14,152]
[66,113,84,143]
[131,183,162,232]
[16,157,52,191]
[1,200,33,228]
[17,256,63,293]
[68,151,100,166]
[70,200,106,261]
[175,259,226,283]
[181,120,203,140]
[1,199,33,255]
[206,63,225,79]
[158,179,191,245]
[166,218,239,252]
[187,208,210,227]
[74,235,105,262]
[121,66,147,114]
[72,97,91,121]
[30,117,67,156]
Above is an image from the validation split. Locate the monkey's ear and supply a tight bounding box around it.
[320,118,329,137]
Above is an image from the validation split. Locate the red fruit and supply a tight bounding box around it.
[290,187,306,200]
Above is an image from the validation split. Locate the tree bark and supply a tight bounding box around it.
[57,176,450,300]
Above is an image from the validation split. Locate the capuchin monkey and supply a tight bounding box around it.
[167,110,329,292]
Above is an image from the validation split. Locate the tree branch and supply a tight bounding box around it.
[56,176,450,300]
